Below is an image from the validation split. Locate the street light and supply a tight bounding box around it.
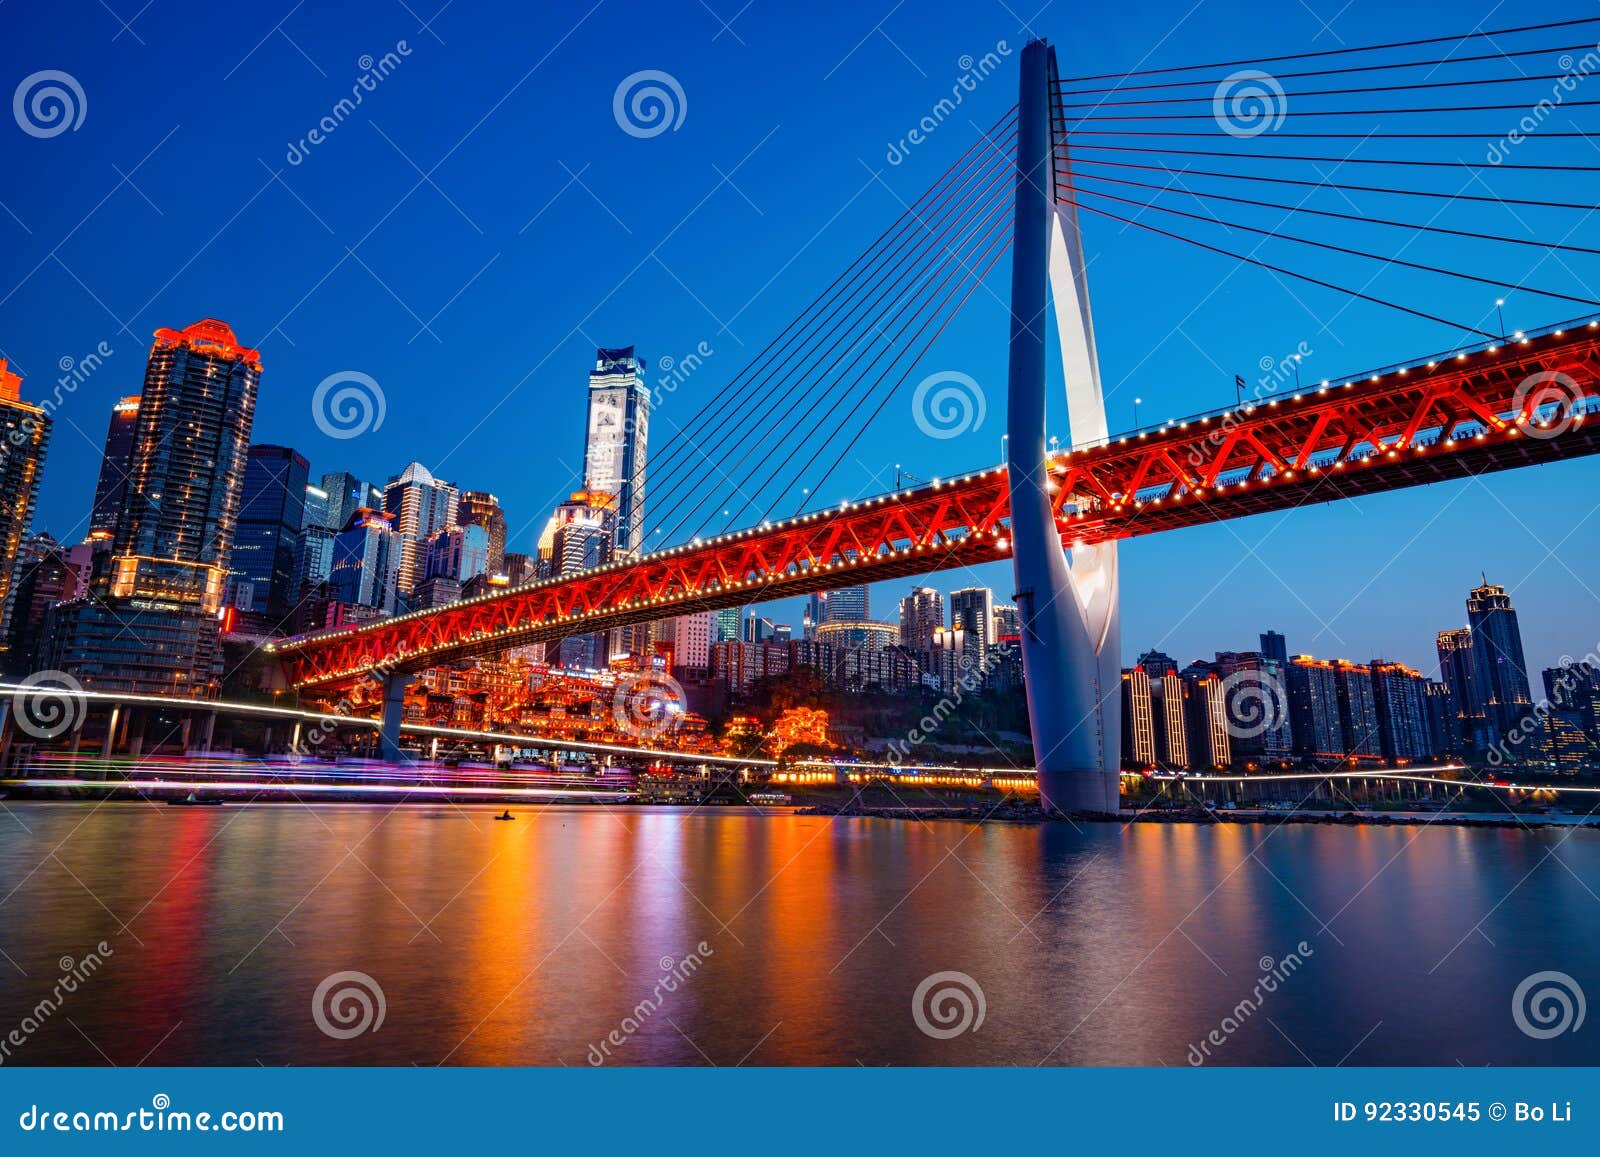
[1134,396,1143,427]
[1495,298,1507,339]
[1291,353,1302,391]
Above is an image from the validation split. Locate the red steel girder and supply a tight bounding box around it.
[271,325,1600,690]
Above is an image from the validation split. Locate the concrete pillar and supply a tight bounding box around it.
[379,673,416,763]
[126,711,145,760]
[179,717,192,751]
[290,721,302,757]
[0,710,12,773]
[200,712,217,753]
[101,706,120,759]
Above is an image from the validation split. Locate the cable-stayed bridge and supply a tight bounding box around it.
[266,17,1600,812]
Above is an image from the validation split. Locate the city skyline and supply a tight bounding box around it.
[2,1,1596,690]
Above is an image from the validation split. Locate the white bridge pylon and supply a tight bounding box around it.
[1006,39,1122,814]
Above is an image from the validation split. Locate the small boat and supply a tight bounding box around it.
[168,792,224,807]
[493,809,515,821]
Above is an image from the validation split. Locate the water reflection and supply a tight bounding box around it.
[0,804,1596,1066]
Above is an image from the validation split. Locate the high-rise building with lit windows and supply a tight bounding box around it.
[0,361,50,657]
[88,395,138,538]
[384,461,458,604]
[1370,661,1431,763]
[457,490,507,575]
[330,508,401,615]
[42,320,257,695]
[898,586,944,654]
[950,587,994,674]
[1332,659,1382,760]
[1466,578,1533,749]
[1286,655,1344,760]
[1435,627,1484,754]
[582,346,649,557]
[1120,667,1156,768]
[1180,661,1232,770]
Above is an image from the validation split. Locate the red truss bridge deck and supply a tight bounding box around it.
[270,323,1600,689]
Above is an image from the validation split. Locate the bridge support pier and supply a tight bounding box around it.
[379,674,415,764]
[1007,39,1121,816]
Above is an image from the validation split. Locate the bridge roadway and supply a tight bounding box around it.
[270,321,1600,690]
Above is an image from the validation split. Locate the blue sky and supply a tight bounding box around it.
[1,0,1596,680]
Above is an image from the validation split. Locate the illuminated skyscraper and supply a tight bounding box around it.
[1370,661,1432,763]
[1466,578,1533,748]
[1180,661,1231,770]
[1137,651,1188,769]
[950,587,994,674]
[1286,655,1343,760]
[457,491,507,575]
[898,586,944,653]
[296,482,335,591]
[330,508,401,615]
[582,346,649,556]
[88,395,138,538]
[1120,667,1156,767]
[384,461,458,603]
[1435,627,1484,753]
[43,320,257,695]
[1332,659,1381,759]
[0,362,48,655]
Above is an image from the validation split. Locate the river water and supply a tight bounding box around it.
[0,803,1596,1066]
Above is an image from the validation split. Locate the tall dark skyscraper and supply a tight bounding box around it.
[0,362,52,663]
[230,444,308,627]
[1435,627,1483,753]
[582,347,649,557]
[41,320,258,695]
[1286,655,1343,760]
[1466,578,1533,747]
[87,395,138,538]
[1260,629,1288,667]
